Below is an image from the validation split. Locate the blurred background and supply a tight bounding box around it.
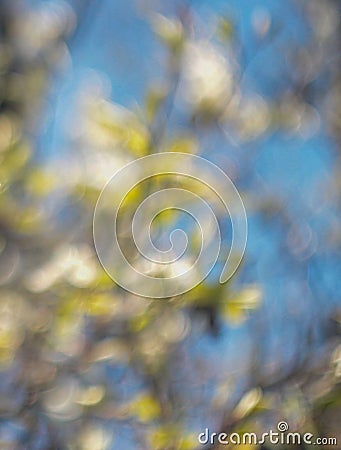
[1,0,341,449]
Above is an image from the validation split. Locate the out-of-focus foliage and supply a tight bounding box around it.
[0,0,341,449]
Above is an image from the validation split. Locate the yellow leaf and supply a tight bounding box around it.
[25,168,56,196]
[126,125,149,156]
[166,135,198,154]
[151,14,184,52]
[145,85,168,123]
[129,392,161,422]
[85,294,116,316]
[221,286,262,325]
[217,17,235,42]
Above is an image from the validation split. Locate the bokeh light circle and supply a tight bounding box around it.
[93,152,247,298]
